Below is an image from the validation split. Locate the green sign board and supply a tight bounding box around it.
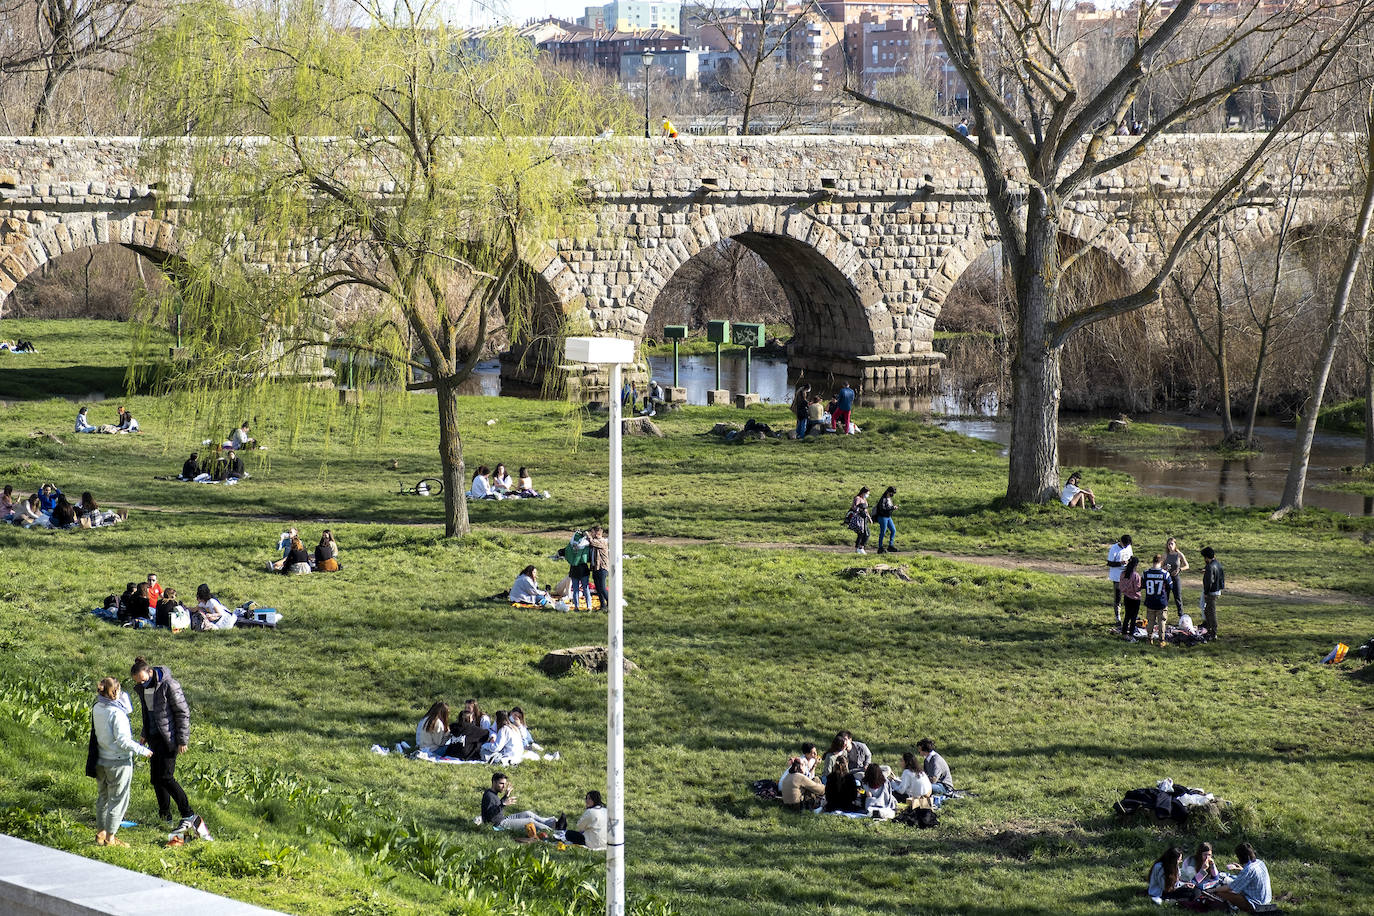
[732,322,764,347]
[663,325,688,340]
[706,320,731,343]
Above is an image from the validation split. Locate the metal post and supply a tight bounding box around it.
[744,345,752,395]
[175,305,182,349]
[671,339,679,388]
[714,341,722,392]
[643,62,651,139]
[606,361,626,916]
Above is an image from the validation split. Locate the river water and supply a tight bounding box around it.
[470,355,1371,515]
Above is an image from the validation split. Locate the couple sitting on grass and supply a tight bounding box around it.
[415,700,558,765]
[74,404,139,435]
[480,773,607,850]
[781,734,955,818]
[3,484,125,529]
[1146,842,1272,911]
[268,528,341,574]
[179,447,246,482]
[469,464,547,500]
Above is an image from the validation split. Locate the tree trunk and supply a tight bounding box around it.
[1241,324,1269,444]
[1006,213,1063,504]
[436,379,470,537]
[1365,321,1374,464]
[1274,122,1374,517]
[1213,238,1236,440]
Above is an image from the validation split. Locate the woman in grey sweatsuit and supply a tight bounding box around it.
[91,677,152,846]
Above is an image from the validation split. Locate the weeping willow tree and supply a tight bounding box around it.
[128,0,630,536]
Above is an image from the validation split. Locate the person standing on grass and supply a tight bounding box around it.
[873,486,897,553]
[1141,555,1172,645]
[565,530,592,611]
[90,676,153,847]
[1107,534,1133,625]
[847,487,872,554]
[792,384,811,440]
[1163,537,1189,614]
[833,382,856,434]
[1201,546,1225,640]
[1119,556,1143,639]
[586,525,610,610]
[129,656,195,826]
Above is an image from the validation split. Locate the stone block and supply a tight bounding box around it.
[664,386,687,403]
[705,388,730,405]
[734,393,760,408]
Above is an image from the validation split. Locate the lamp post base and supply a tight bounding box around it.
[705,389,730,405]
[734,393,760,408]
[664,386,687,404]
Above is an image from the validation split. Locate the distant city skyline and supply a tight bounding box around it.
[448,0,592,26]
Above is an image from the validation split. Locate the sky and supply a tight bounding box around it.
[449,0,593,26]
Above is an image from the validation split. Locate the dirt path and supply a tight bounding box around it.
[110,504,1371,607]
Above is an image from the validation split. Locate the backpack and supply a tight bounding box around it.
[566,533,590,568]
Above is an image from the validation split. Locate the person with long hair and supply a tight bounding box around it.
[566,790,607,849]
[129,656,195,826]
[442,707,491,760]
[0,483,14,522]
[469,466,498,500]
[416,701,450,752]
[1163,536,1190,614]
[154,587,183,629]
[481,710,524,765]
[1147,847,1187,901]
[780,757,825,809]
[895,751,932,801]
[90,676,153,846]
[848,487,872,554]
[509,565,554,608]
[491,464,513,493]
[315,530,340,572]
[862,762,896,817]
[280,536,312,575]
[1181,841,1221,890]
[874,486,898,554]
[192,584,235,630]
[823,754,862,812]
[1119,555,1143,639]
[50,493,77,528]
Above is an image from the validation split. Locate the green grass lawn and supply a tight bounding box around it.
[1,319,1372,914]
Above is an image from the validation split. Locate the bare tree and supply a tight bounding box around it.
[1171,225,1237,440]
[0,0,147,132]
[846,0,1374,505]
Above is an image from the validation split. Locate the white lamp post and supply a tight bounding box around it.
[564,335,636,916]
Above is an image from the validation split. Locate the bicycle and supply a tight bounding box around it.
[399,477,444,497]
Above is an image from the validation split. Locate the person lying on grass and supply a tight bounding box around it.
[192,584,235,631]
[565,790,607,850]
[480,772,563,833]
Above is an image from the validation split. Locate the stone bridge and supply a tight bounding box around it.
[0,134,1358,391]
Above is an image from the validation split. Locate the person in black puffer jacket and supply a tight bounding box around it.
[129,656,195,824]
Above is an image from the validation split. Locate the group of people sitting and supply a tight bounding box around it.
[479,772,606,850]
[778,733,955,818]
[2,483,124,529]
[96,574,239,631]
[468,464,547,501]
[0,338,36,352]
[791,382,859,438]
[414,699,559,765]
[508,527,610,611]
[74,405,139,434]
[177,446,248,483]
[1146,842,1273,911]
[621,379,666,417]
[268,528,341,574]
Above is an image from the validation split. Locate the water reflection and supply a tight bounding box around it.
[646,354,792,403]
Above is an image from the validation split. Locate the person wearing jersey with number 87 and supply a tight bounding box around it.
[1141,555,1174,646]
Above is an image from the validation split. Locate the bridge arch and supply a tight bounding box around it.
[627,204,892,369]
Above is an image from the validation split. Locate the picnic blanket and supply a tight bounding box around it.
[154,475,242,485]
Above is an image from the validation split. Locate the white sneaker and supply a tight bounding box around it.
[855,548,866,554]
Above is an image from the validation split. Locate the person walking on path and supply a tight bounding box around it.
[90,677,153,846]
[874,486,898,553]
[1163,537,1189,614]
[129,656,195,825]
[1201,546,1225,640]
[833,383,856,434]
[1141,554,1173,645]
[1118,556,1143,639]
[847,487,872,554]
[587,525,609,611]
[1107,534,1133,625]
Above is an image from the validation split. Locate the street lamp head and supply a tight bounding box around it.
[565,336,635,365]
[642,50,654,68]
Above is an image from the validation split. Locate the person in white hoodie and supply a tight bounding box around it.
[566,790,608,850]
[90,677,153,846]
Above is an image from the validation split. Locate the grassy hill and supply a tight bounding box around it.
[0,319,1371,915]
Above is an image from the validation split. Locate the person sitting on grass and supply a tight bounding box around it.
[275,536,312,575]
[823,731,872,778]
[1147,846,1193,902]
[480,773,563,833]
[75,406,96,434]
[77,492,119,527]
[509,565,556,608]
[1,484,14,522]
[804,395,826,436]
[780,757,825,809]
[918,738,954,795]
[440,707,491,761]
[1211,844,1272,912]
[481,710,525,765]
[38,483,61,515]
[1181,842,1223,891]
[416,701,451,753]
[514,467,539,499]
[491,464,513,493]
[123,582,154,625]
[469,466,499,500]
[230,422,255,450]
[223,448,246,480]
[822,754,863,813]
[192,584,235,630]
[50,494,78,528]
[116,406,139,432]
[116,583,139,621]
[17,494,46,528]
[509,707,552,761]
[565,790,607,850]
[181,453,201,480]
[315,530,340,571]
[863,763,897,818]
[154,587,185,629]
[1060,471,1101,510]
[894,751,932,801]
